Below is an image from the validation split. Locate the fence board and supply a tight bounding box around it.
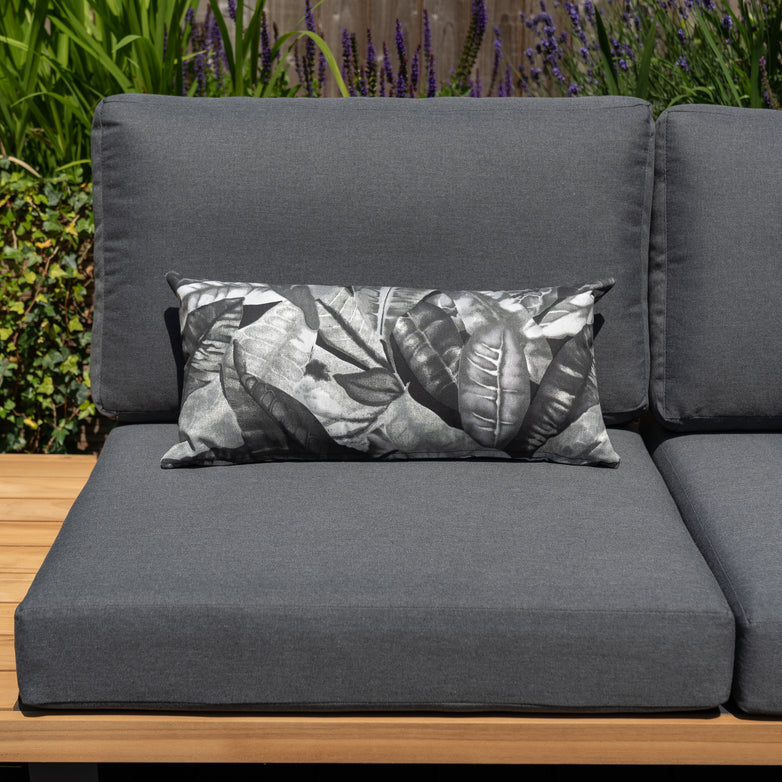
[252,1,535,97]
[206,1,543,96]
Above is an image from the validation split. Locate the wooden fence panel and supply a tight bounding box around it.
[222,0,538,96]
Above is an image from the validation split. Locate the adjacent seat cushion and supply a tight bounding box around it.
[649,431,782,715]
[16,424,734,711]
[649,105,782,431]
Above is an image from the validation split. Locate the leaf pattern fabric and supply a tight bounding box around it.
[161,273,620,468]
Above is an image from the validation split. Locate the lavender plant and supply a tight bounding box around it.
[514,0,781,113]
[331,1,490,98]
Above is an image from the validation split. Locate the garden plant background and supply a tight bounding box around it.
[1,0,780,453]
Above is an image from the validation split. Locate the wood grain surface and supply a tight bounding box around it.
[1,453,781,764]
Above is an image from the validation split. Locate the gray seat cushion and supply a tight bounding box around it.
[16,425,734,712]
[649,431,782,714]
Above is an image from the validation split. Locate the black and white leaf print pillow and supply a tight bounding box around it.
[161,273,620,467]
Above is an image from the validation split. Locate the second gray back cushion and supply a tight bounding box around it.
[650,105,782,431]
[91,95,654,423]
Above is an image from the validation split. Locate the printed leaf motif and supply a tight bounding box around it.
[175,277,256,319]
[291,345,391,450]
[231,300,317,396]
[392,300,462,409]
[537,291,594,339]
[450,291,535,338]
[533,404,619,466]
[334,368,403,407]
[271,284,320,330]
[512,325,594,456]
[424,291,468,338]
[234,342,348,457]
[511,286,561,316]
[221,344,289,456]
[181,298,244,393]
[355,286,433,342]
[175,374,248,459]
[458,322,530,449]
[316,287,387,367]
[370,390,500,457]
[450,291,505,333]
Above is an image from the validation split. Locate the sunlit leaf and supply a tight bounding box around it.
[512,325,594,456]
[458,321,530,449]
[392,300,462,409]
[317,286,388,367]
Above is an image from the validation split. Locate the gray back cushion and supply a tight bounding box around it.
[650,105,782,431]
[91,95,654,423]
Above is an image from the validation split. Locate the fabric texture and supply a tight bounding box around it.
[16,424,733,711]
[161,274,619,467]
[650,104,782,430]
[90,95,654,425]
[647,428,782,714]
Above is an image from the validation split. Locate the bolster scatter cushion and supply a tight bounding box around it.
[161,274,619,467]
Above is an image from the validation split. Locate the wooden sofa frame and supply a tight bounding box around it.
[2,453,781,768]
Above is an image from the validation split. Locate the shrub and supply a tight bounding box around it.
[0,1,346,179]
[332,1,490,98]
[0,164,97,453]
[516,0,782,114]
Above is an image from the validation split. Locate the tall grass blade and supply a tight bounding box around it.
[694,12,745,106]
[595,9,620,95]
[635,20,657,101]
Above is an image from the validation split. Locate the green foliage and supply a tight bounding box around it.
[0,1,346,178]
[521,0,782,115]
[0,163,96,453]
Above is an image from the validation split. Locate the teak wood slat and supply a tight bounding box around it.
[0,607,18,637]
[1,453,782,765]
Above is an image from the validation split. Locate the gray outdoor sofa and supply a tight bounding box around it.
[13,95,782,721]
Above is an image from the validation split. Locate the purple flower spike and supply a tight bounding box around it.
[182,7,196,95]
[318,50,327,95]
[383,42,394,87]
[366,29,377,96]
[205,7,224,92]
[490,26,502,95]
[722,15,734,30]
[678,28,687,44]
[410,44,421,96]
[227,0,236,21]
[676,55,691,73]
[395,19,408,96]
[341,28,357,96]
[497,64,513,96]
[423,9,432,64]
[427,53,437,97]
[469,70,482,97]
